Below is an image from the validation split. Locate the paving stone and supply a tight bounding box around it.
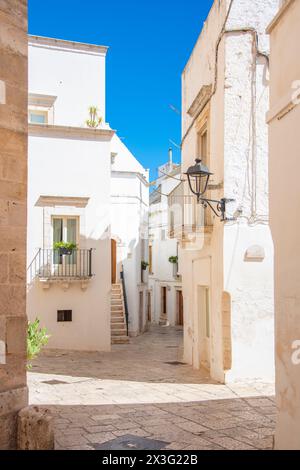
[93,435,169,450]
[85,432,116,444]
[28,326,275,450]
[55,435,89,447]
[208,436,256,450]
[112,428,150,438]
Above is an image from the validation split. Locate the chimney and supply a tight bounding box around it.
[168,147,173,167]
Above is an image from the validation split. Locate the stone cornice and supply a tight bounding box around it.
[111,170,149,185]
[266,0,295,34]
[28,35,108,57]
[266,88,299,124]
[36,196,90,208]
[29,123,115,141]
[29,93,57,108]
[187,85,212,118]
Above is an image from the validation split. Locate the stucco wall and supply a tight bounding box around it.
[28,37,107,127]
[0,0,28,449]
[180,0,278,382]
[27,134,112,351]
[268,0,300,450]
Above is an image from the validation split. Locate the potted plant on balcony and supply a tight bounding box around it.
[169,256,179,277]
[54,241,77,256]
[86,105,102,128]
[141,260,149,284]
[141,260,149,271]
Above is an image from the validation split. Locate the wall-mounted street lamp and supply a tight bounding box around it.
[185,159,235,222]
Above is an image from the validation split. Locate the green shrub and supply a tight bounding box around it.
[53,241,77,250]
[141,260,149,270]
[168,256,178,264]
[27,319,50,369]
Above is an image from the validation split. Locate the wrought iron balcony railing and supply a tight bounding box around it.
[168,182,212,241]
[28,249,93,281]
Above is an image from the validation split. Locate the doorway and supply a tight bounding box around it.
[161,286,167,316]
[111,239,117,284]
[177,290,184,326]
[139,291,144,332]
[147,291,152,323]
[197,286,211,371]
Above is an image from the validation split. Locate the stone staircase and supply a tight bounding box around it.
[111,284,130,345]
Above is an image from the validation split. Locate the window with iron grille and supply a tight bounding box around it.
[57,310,72,322]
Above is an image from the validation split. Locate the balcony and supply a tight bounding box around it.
[28,249,94,288]
[168,182,213,244]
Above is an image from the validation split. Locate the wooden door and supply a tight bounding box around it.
[147,292,151,322]
[111,239,117,284]
[177,290,184,326]
[161,287,167,315]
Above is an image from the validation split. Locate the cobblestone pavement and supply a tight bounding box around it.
[28,326,276,450]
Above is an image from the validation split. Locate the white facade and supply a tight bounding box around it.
[110,135,149,337]
[149,160,183,327]
[27,36,149,350]
[173,0,280,382]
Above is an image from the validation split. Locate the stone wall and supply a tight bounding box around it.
[0,0,28,450]
[267,0,300,450]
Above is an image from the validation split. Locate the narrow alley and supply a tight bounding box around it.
[28,327,276,450]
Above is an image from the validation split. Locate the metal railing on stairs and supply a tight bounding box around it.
[120,266,129,336]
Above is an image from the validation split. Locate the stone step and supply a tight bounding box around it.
[111,329,128,336]
[111,323,126,330]
[111,316,125,323]
[111,336,130,345]
[111,294,122,299]
[110,305,123,313]
[111,300,123,306]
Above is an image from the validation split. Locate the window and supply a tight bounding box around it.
[197,127,208,164]
[29,110,48,124]
[28,93,56,125]
[53,217,78,245]
[57,310,72,322]
[52,216,79,265]
[196,123,210,226]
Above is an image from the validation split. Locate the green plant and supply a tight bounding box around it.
[27,319,50,369]
[86,106,102,128]
[53,241,77,250]
[141,260,149,271]
[169,256,178,264]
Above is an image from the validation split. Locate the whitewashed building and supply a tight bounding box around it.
[149,152,183,327]
[27,35,149,350]
[110,135,149,337]
[170,0,279,383]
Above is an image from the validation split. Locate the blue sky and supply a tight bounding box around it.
[28,0,213,180]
